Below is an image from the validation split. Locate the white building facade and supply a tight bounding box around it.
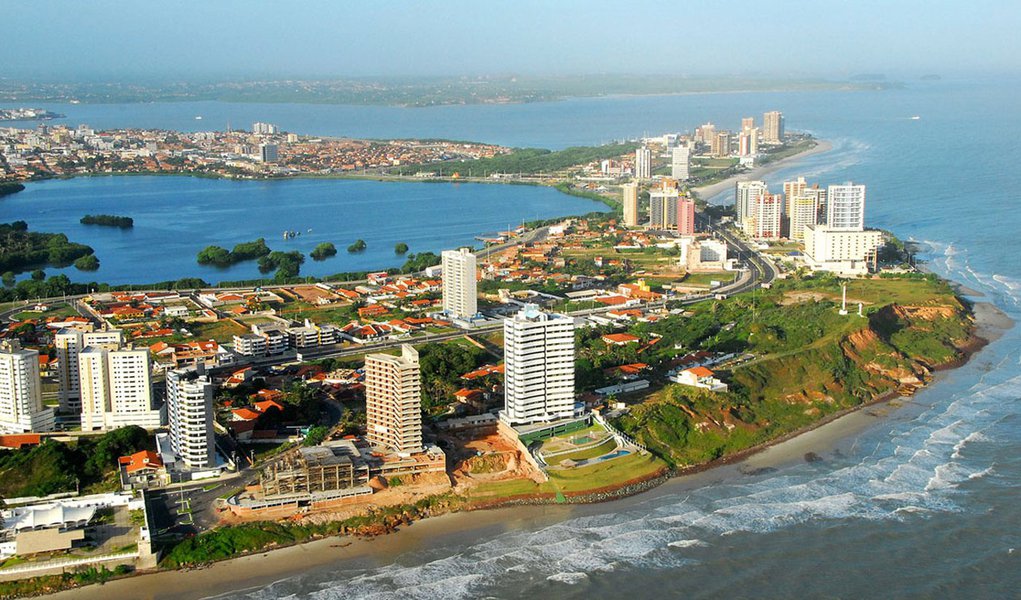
[166,366,215,469]
[0,341,55,434]
[501,305,576,425]
[826,183,866,229]
[441,248,478,320]
[79,347,160,431]
[55,329,124,411]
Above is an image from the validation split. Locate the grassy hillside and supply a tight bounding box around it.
[614,273,975,468]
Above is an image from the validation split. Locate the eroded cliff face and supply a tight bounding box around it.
[840,301,975,396]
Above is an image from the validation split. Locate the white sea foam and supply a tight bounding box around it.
[668,539,708,549]
[546,572,589,585]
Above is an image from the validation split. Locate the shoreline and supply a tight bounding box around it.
[692,138,834,203]
[39,299,1014,600]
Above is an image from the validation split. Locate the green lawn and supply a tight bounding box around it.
[547,452,667,493]
[467,478,555,499]
[545,437,618,464]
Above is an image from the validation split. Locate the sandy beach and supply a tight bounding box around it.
[692,138,834,203]
[34,138,1014,600]
[42,296,1015,600]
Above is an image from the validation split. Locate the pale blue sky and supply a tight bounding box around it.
[4,0,1019,80]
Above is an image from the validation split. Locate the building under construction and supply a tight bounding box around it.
[258,440,371,502]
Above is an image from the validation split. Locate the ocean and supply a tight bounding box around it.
[20,78,1021,598]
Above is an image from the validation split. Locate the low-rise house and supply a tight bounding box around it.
[669,366,729,392]
[118,450,167,489]
[602,333,640,346]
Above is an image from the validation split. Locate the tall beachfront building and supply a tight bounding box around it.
[677,198,696,236]
[79,347,160,431]
[501,305,575,426]
[0,341,55,434]
[735,180,769,225]
[671,144,690,180]
[783,177,809,214]
[622,182,640,227]
[738,130,759,157]
[788,194,821,241]
[634,146,652,180]
[745,194,784,240]
[763,110,785,143]
[365,344,423,455]
[166,365,215,469]
[826,182,866,229]
[741,116,755,131]
[55,329,123,411]
[441,247,477,320]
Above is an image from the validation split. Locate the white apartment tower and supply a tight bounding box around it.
[79,347,160,431]
[763,111,785,143]
[55,329,124,411]
[826,183,866,229]
[0,341,55,434]
[166,366,216,469]
[735,180,769,225]
[671,144,690,180]
[365,344,422,455]
[501,305,575,425]
[634,146,652,180]
[622,182,639,227]
[441,247,478,320]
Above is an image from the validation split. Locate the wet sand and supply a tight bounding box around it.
[692,139,834,203]
[41,294,1013,600]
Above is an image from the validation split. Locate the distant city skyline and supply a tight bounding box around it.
[3,0,1020,80]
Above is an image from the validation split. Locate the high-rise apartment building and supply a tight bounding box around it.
[783,176,809,216]
[166,366,215,469]
[738,131,757,157]
[744,193,783,239]
[79,346,159,431]
[826,183,866,229]
[735,180,769,224]
[649,185,681,229]
[712,132,731,157]
[677,198,696,236]
[634,146,652,180]
[501,305,575,425]
[788,194,821,242]
[259,143,278,163]
[0,341,55,434]
[671,145,690,180]
[696,122,716,145]
[55,329,123,411]
[741,117,755,131]
[441,248,477,320]
[763,111,785,143]
[622,182,639,227]
[365,344,422,455]
[252,122,279,135]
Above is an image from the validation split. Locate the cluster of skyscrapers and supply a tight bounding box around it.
[622,179,695,235]
[0,325,216,470]
[736,177,881,274]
